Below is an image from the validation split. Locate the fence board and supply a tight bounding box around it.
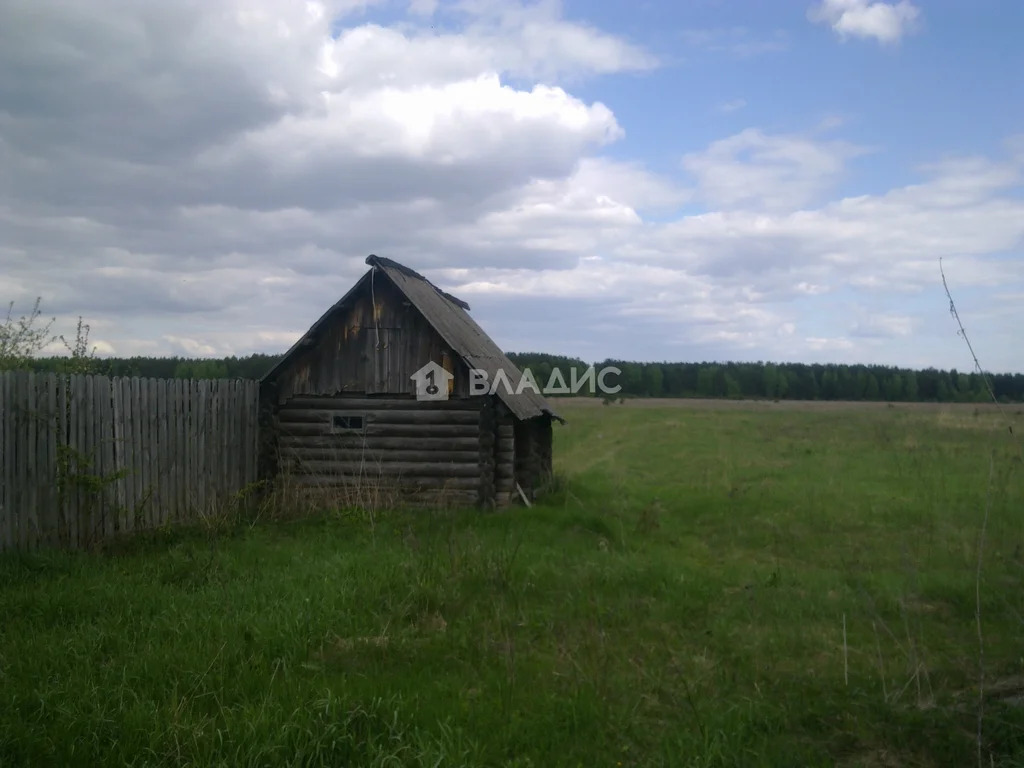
[41,375,56,548]
[143,377,155,529]
[226,382,235,500]
[197,380,207,515]
[101,377,115,540]
[28,373,40,549]
[173,379,184,521]
[0,372,259,552]
[130,377,143,529]
[1,372,11,551]
[111,376,124,532]
[10,373,20,549]
[12,373,23,550]
[155,379,165,526]
[1,373,12,550]
[184,380,194,515]
[68,376,80,547]
[152,378,162,526]
[83,375,96,546]
[211,381,221,511]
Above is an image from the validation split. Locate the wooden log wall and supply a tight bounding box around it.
[274,395,492,507]
[0,371,259,552]
[512,416,553,500]
[478,398,496,506]
[496,412,515,507]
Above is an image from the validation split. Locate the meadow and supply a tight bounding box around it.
[1,399,1022,767]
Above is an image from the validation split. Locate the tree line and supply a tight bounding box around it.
[507,353,1024,404]
[7,299,1018,402]
[9,352,1022,403]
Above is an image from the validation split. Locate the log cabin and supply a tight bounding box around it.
[258,255,563,508]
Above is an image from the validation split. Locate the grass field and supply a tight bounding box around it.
[1,400,1023,767]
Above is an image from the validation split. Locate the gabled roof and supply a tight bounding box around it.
[263,255,562,423]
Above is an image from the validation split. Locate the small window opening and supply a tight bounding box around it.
[333,415,364,431]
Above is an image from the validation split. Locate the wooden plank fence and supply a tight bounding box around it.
[0,372,259,552]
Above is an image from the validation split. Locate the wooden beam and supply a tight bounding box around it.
[277,408,479,425]
[290,475,480,490]
[276,422,479,438]
[278,435,480,451]
[280,448,479,463]
[289,460,480,478]
[282,396,485,411]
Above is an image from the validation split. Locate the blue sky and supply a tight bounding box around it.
[1,0,1022,371]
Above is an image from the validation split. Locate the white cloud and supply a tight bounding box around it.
[1,0,1022,372]
[808,0,921,44]
[408,0,438,16]
[682,128,869,211]
[716,99,747,113]
[850,313,917,338]
[680,28,788,57]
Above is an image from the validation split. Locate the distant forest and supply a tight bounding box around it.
[20,352,1024,403]
[507,353,1024,404]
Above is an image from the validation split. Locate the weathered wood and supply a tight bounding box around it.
[280,448,480,463]
[24,373,38,550]
[53,375,62,546]
[197,380,207,516]
[276,408,480,426]
[276,421,479,438]
[292,474,481,490]
[183,379,194,516]
[0,372,11,551]
[109,373,122,532]
[166,379,178,522]
[121,377,135,531]
[176,380,186,520]
[12,374,24,549]
[74,375,88,547]
[93,376,105,542]
[154,379,165,524]
[87,376,100,544]
[144,377,155,527]
[478,397,496,507]
[144,377,156,531]
[40,375,56,547]
[496,464,515,480]
[99,377,113,540]
[210,379,220,510]
[278,435,481,451]
[130,377,143,530]
[0,372,260,552]
[282,396,484,411]
[246,381,258,485]
[290,460,480,478]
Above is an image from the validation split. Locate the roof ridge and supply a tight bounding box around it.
[365,254,470,311]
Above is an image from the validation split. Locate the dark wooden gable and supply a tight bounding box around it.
[272,273,473,403]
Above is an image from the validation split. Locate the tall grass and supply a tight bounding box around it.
[0,402,1022,766]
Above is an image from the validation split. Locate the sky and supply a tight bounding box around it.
[1,0,1022,372]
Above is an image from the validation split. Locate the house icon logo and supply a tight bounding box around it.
[411,360,454,401]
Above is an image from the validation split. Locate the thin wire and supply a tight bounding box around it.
[939,258,1010,435]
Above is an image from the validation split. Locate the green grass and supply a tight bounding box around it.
[1,401,1023,767]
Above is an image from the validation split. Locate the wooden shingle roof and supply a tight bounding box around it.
[263,255,562,423]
